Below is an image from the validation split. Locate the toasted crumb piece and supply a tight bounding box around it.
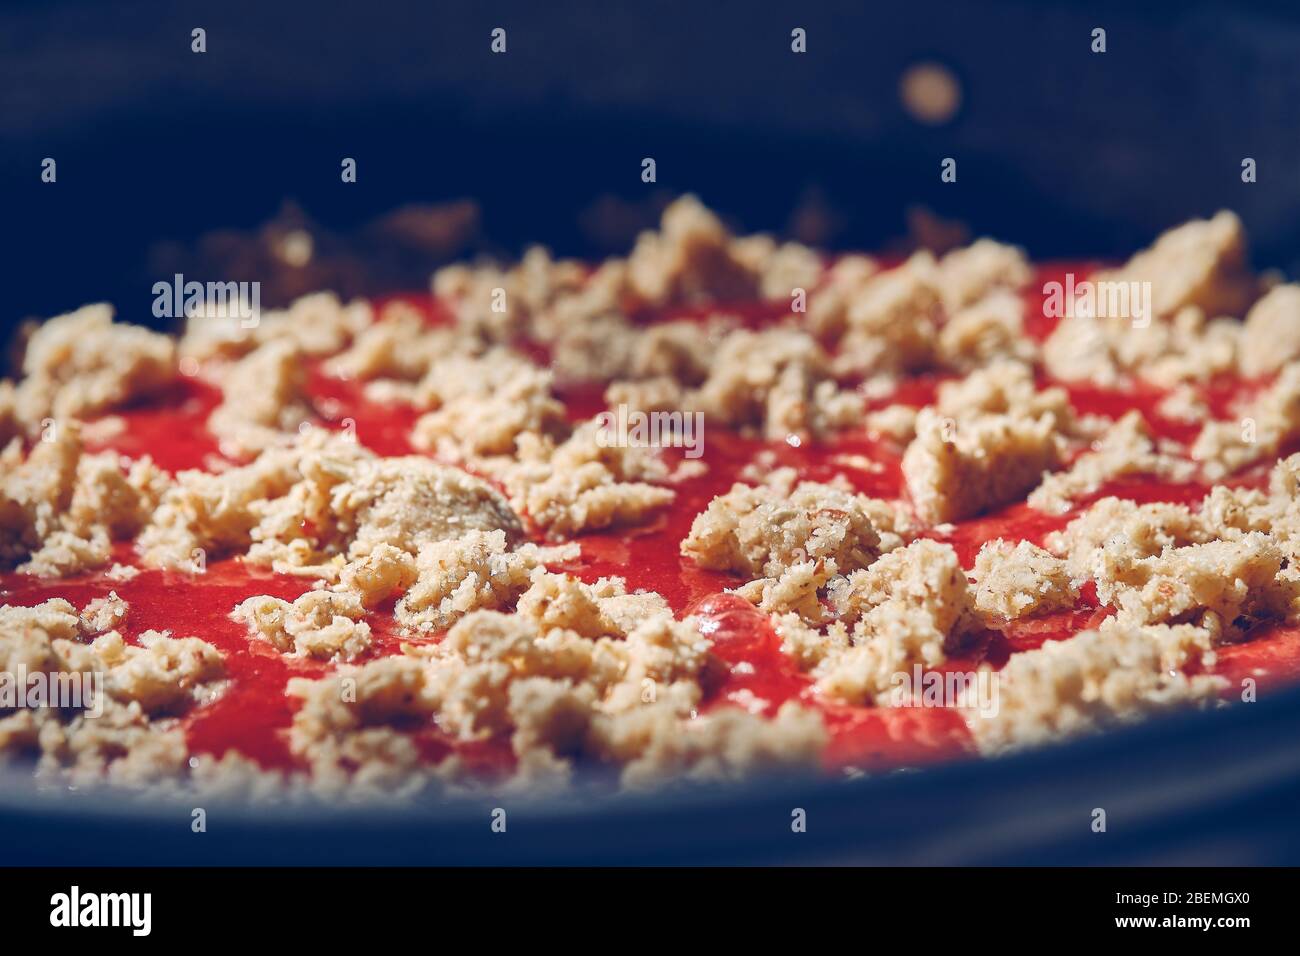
[934,238,1032,313]
[105,562,141,582]
[436,244,588,344]
[18,529,111,578]
[805,255,881,340]
[937,288,1035,371]
[773,612,852,671]
[1192,363,1300,479]
[0,598,226,723]
[681,476,883,579]
[325,300,469,382]
[1239,285,1300,377]
[1046,496,1210,587]
[0,599,224,752]
[1098,211,1256,320]
[590,699,826,790]
[517,572,670,640]
[179,290,372,363]
[410,349,566,458]
[623,195,761,306]
[1156,383,1209,423]
[207,339,313,455]
[334,456,525,558]
[286,656,438,795]
[628,318,732,385]
[970,540,1078,620]
[335,543,419,608]
[612,326,864,441]
[85,630,226,715]
[835,253,942,374]
[1028,411,1194,514]
[731,559,837,622]
[865,404,920,443]
[68,450,172,539]
[247,446,525,572]
[138,436,339,569]
[731,234,825,300]
[493,420,674,536]
[1045,306,1241,388]
[827,539,977,634]
[11,304,177,433]
[935,360,1077,429]
[79,591,129,635]
[232,590,373,662]
[1,422,168,577]
[395,530,554,633]
[962,619,1225,754]
[1110,532,1299,639]
[812,540,979,704]
[1197,484,1277,540]
[902,407,1060,523]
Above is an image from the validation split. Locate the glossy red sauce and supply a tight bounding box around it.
[5,275,1300,782]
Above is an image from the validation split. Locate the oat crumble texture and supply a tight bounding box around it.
[1,196,1297,796]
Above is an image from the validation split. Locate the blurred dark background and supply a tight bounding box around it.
[2,0,1299,328]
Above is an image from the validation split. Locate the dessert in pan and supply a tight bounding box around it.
[1,196,1298,798]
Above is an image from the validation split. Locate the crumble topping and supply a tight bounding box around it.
[902,407,1061,524]
[963,619,1225,754]
[207,339,313,455]
[970,540,1077,620]
[1192,362,1300,479]
[179,290,372,363]
[0,598,225,786]
[484,420,675,536]
[1239,284,1300,377]
[1027,410,1193,514]
[5,199,1300,795]
[2,422,169,576]
[764,539,980,705]
[233,590,373,662]
[11,305,177,435]
[394,531,573,633]
[681,473,886,580]
[287,603,822,793]
[409,349,567,459]
[609,326,864,441]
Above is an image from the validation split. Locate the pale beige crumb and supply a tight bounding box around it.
[681,475,883,579]
[962,619,1225,754]
[207,339,314,456]
[104,562,142,582]
[410,349,566,458]
[1192,363,1300,479]
[1239,284,1300,377]
[232,590,373,662]
[902,407,1060,523]
[179,290,372,363]
[810,540,979,704]
[970,539,1078,620]
[1028,411,1194,514]
[395,530,546,633]
[11,304,177,434]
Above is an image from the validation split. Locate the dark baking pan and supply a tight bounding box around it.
[2,0,1300,864]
